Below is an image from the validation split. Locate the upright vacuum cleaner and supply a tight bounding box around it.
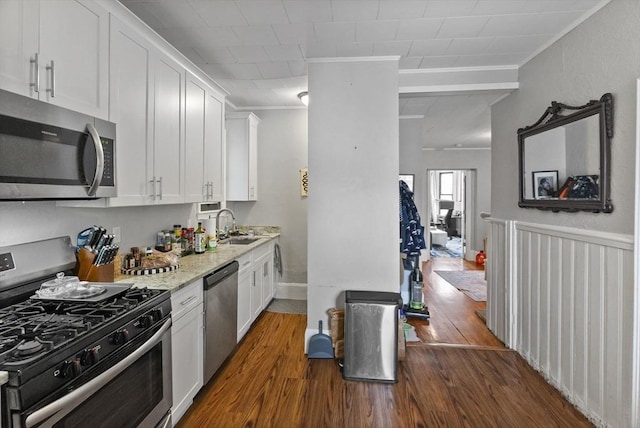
[404,255,430,319]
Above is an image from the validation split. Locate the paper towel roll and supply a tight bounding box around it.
[203,218,216,236]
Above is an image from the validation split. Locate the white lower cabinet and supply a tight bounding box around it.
[236,241,275,342]
[171,280,204,426]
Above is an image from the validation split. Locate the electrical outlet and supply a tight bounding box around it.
[112,227,121,243]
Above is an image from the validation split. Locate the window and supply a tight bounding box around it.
[438,172,453,216]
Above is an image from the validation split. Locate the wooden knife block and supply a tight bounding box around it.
[77,248,115,282]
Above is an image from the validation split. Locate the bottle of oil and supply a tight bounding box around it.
[194,222,205,254]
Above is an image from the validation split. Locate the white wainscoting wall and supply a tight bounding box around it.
[486,219,635,427]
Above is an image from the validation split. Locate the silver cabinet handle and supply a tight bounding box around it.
[46,60,55,97]
[150,176,157,200]
[85,123,104,197]
[158,177,163,200]
[25,319,172,428]
[30,53,39,93]
[180,295,198,306]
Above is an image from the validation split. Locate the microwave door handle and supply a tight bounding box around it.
[85,123,104,197]
[24,319,172,428]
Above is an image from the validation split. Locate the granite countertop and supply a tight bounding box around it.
[115,232,279,293]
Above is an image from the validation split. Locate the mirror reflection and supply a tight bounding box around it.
[518,93,613,213]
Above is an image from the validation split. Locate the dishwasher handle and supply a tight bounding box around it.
[204,260,239,289]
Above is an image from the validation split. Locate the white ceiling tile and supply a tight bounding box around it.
[480,11,582,37]
[181,27,241,47]
[192,46,236,64]
[378,1,428,19]
[272,23,316,45]
[356,21,399,42]
[471,1,529,16]
[408,39,452,57]
[188,1,247,26]
[215,79,258,91]
[128,0,207,29]
[336,42,374,57]
[252,79,287,89]
[199,64,235,80]
[288,61,307,76]
[424,1,478,18]
[373,40,412,56]
[454,52,527,67]
[485,34,552,54]
[304,42,338,58]
[283,0,332,23]
[228,46,270,63]
[331,0,380,22]
[257,62,293,79]
[234,0,290,25]
[264,44,304,62]
[437,16,490,38]
[396,18,443,40]
[314,22,356,43]
[446,37,494,55]
[224,63,263,80]
[232,25,280,45]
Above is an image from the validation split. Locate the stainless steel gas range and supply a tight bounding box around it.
[0,237,172,428]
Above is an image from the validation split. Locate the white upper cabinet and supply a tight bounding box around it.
[0,0,109,119]
[150,52,184,204]
[226,112,260,201]
[184,72,225,203]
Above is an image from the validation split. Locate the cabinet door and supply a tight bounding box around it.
[0,0,38,97]
[237,268,252,342]
[151,53,184,204]
[205,94,224,202]
[171,303,204,424]
[261,254,274,309]
[184,73,207,203]
[108,16,152,206]
[251,267,262,321]
[39,0,109,119]
[247,115,258,200]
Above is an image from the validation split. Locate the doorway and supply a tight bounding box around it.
[426,169,477,260]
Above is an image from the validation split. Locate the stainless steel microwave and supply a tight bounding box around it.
[0,89,116,200]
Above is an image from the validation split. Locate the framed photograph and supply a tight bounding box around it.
[532,170,558,199]
[400,174,414,192]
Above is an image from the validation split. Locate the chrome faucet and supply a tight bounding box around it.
[216,208,236,236]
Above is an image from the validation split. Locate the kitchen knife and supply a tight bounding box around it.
[88,226,102,249]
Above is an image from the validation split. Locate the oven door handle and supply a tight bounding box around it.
[25,319,172,428]
[85,122,104,197]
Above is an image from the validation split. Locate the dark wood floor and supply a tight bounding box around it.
[177,257,592,428]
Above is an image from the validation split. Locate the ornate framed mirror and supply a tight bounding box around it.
[518,93,613,213]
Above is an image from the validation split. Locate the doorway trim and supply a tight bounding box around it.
[426,168,477,260]
[631,77,640,427]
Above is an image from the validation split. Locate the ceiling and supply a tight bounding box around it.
[119,0,607,148]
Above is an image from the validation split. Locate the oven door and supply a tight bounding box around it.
[23,319,172,428]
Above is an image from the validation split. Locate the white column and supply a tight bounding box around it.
[306,57,400,337]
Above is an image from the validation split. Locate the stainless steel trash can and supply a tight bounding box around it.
[343,290,402,383]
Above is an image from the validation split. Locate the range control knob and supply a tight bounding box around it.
[58,359,82,379]
[138,314,154,328]
[111,329,129,345]
[80,347,100,366]
[150,308,164,322]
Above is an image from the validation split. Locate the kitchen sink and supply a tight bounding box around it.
[228,237,260,245]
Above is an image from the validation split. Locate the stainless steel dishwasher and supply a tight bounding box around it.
[203,260,239,384]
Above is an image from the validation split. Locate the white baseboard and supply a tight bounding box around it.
[275,282,307,300]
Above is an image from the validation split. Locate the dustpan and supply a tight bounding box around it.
[308,320,334,359]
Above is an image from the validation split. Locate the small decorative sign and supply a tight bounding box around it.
[300,168,308,197]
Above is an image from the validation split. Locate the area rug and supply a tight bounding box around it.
[430,237,463,258]
[435,270,487,301]
[265,299,307,314]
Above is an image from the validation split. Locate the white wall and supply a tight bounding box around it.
[490,1,639,426]
[399,118,427,223]
[307,58,399,331]
[0,201,196,250]
[228,109,308,284]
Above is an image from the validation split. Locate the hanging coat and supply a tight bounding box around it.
[399,180,426,257]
